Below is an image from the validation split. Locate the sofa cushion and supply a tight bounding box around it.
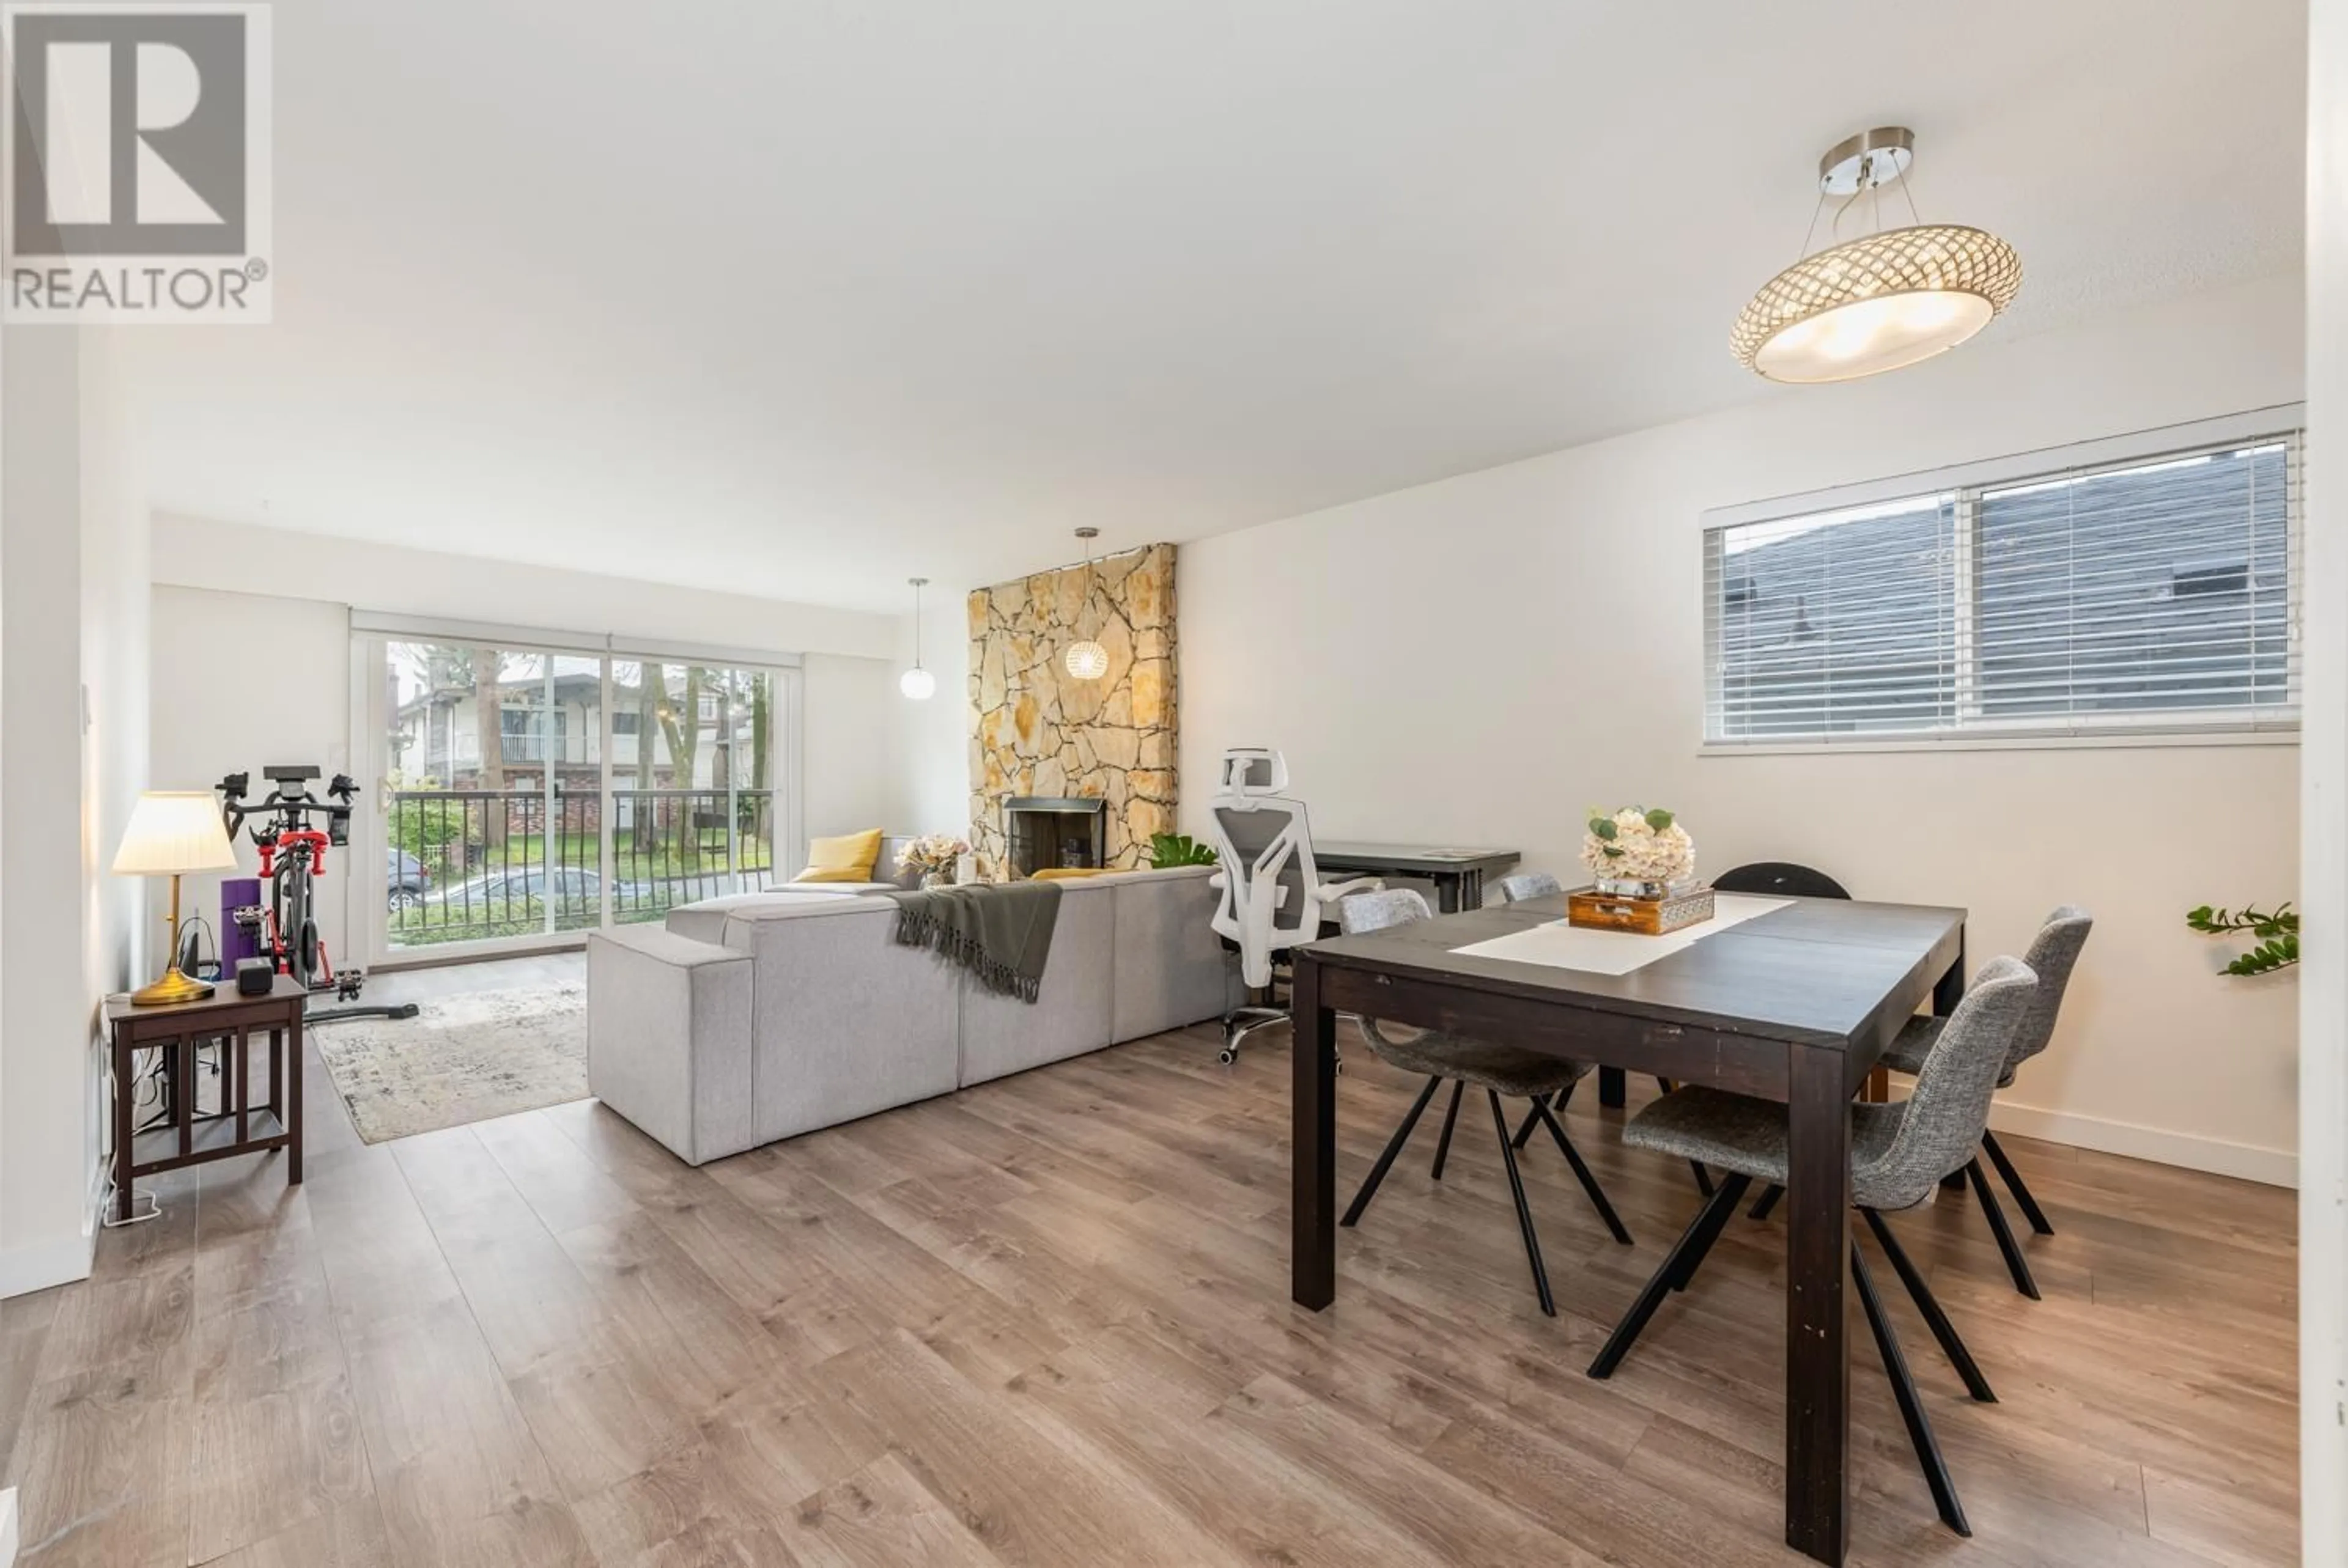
[1106,864,1239,1042]
[713,897,961,1142]
[794,827,884,882]
[587,926,755,1165]
[957,878,1117,1086]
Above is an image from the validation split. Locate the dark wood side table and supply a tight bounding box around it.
[104,974,306,1223]
[1308,842,1521,914]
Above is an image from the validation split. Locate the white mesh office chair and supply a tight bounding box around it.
[1206,749,1379,1064]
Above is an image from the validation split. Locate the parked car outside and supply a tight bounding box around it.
[388,848,429,909]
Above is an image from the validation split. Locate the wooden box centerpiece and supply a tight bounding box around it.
[1568,804,1712,936]
[1567,883,1716,935]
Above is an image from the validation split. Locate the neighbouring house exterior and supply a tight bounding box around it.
[388,660,773,800]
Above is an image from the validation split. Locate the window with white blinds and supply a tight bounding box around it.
[1704,429,2302,746]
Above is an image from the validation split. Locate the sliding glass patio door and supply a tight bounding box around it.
[608,660,781,926]
[358,625,798,963]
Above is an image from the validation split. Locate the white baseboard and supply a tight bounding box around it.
[0,1160,107,1301]
[0,1227,94,1301]
[1988,1099,2297,1188]
[0,1484,20,1567]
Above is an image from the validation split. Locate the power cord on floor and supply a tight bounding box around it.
[99,1183,162,1228]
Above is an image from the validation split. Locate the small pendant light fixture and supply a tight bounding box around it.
[899,576,936,700]
[1733,127,2021,385]
[1063,528,1110,681]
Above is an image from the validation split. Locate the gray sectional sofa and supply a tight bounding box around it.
[585,866,1240,1165]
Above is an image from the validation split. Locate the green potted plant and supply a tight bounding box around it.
[2186,902,2298,975]
[1146,831,1218,869]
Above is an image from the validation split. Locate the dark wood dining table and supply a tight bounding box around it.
[1289,891,1966,1566]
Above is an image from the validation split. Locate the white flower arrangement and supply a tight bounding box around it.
[1581,806,1696,893]
[897,833,972,876]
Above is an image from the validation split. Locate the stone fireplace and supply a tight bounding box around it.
[969,542,1178,880]
[1003,797,1108,878]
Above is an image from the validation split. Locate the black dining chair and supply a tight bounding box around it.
[1711,860,1853,900]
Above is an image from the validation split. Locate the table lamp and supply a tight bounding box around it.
[112,790,239,1006]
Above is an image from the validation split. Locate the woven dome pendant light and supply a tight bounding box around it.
[1732,127,2021,384]
[1064,528,1109,680]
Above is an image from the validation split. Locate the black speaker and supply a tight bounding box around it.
[235,959,275,997]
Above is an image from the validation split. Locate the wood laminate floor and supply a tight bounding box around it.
[0,955,2298,1566]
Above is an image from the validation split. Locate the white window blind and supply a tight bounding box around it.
[1704,429,2302,746]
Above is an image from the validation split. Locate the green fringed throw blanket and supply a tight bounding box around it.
[884,881,1063,1003]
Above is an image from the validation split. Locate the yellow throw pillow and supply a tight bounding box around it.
[794,828,884,884]
[1031,866,1113,881]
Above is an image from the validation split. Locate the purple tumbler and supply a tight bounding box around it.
[220,877,265,971]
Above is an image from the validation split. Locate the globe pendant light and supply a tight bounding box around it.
[899,576,936,700]
[1733,127,2021,385]
[1064,528,1109,681]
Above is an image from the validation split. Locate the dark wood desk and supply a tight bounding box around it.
[1290,893,1965,1566]
[1310,842,1520,913]
[105,976,306,1222]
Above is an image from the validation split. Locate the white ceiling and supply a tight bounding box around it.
[127,0,2306,612]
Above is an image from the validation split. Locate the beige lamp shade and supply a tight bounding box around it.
[111,791,238,876]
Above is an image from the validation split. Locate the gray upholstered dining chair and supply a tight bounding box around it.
[1586,954,2040,1539]
[1334,888,1631,1317]
[1746,907,2092,1299]
[1490,870,1563,904]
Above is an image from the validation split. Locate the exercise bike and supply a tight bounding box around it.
[217,767,419,1025]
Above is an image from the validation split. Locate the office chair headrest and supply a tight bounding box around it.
[1216,748,1288,803]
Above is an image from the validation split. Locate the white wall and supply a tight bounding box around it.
[890,595,975,837]
[1181,273,2305,1185]
[1,327,151,1298]
[154,513,898,661]
[2,330,94,1295]
[150,586,355,962]
[803,650,913,841]
[2300,0,2346,1547]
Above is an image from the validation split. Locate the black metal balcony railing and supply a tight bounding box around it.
[387,788,777,948]
[410,735,611,768]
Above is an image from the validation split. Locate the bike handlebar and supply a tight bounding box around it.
[217,770,358,847]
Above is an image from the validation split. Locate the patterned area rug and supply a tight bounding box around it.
[316,982,588,1143]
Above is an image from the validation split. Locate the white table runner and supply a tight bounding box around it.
[1449,894,1794,976]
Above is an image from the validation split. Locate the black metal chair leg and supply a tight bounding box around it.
[1853,1239,1972,1537]
[1428,1080,1465,1181]
[1510,1077,1578,1151]
[1487,1090,1555,1317]
[1749,1183,1784,1221]
[1341,1075,1443,1229]
[1667,1168,1749,1291]
[1966,1157,2042,1300]
[1859,1209,1996,1402]
[1588,1173,1751,1380]
[1981,1130,2054,1236]
[1510,1092,1546,1150]
[1530,1097,1632,1243]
